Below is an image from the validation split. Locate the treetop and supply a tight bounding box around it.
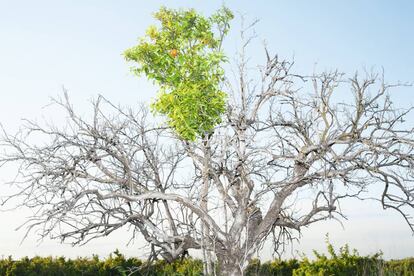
[124,6,233,141]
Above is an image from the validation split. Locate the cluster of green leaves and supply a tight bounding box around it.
[293,243,385,276]
[124,6,233,141]
[144,258,203,276]
[386,258,414,275]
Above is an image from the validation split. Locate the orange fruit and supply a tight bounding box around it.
[169,49,178,58]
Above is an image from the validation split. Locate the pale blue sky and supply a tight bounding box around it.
[0,0,413,260]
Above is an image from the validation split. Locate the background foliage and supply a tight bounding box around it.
[1,244,413,276]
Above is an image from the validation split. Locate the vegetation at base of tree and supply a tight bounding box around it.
[1,244,414,276]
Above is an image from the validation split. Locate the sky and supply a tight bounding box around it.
[0,0,413,260]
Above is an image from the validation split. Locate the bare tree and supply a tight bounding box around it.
[1,42,414,275]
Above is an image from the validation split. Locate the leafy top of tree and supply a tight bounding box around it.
[124,6,233,141]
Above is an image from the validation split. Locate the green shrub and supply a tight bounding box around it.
[294,241,385,276]
[245,258,300,275]
[0,247,413,275]
[384,258,414,276]
[136,258,203,276]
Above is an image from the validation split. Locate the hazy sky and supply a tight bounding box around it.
[0,0,413,260]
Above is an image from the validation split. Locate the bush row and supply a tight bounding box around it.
[0,246,413,275]
[245,243,414,276]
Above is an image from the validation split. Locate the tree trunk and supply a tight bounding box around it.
[201,136,214,275]
[218,260,243,276]
[217,254,245,276]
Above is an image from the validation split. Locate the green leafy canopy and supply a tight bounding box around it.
[124,6,233,141]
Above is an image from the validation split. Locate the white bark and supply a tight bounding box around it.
[1,54,414,274]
